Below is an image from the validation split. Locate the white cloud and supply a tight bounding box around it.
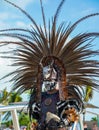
[0,11,23,20]
[0,37,20,42]
[0,12,25,29]
[0,13,31,30]
[0,0,35,29]
[0,12,12,29]
[6,0,48,9]
[10,0,34,9]
[15,21,31,28]
[0,37,18,65]
[0,37,19,91]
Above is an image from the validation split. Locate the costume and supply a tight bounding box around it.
[0,0,99,130]
[28,56,83,129]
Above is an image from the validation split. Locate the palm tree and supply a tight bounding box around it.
[0,88,23,129]
[0,88,22,105]
[84,86,93,102]
[0,88,10,127]
[83,86,93,122]
[8,92,22,103]
[19,112,30,127]
[0,88,9,105]
[83,86,99,122]
[91,117,97,121]
[0,89,23,121]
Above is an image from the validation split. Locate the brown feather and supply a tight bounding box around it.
[0,0,99,98]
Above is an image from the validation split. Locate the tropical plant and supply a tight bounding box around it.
[0,89,23,120]
[84,86,93,102]
[2,120,13,128]
[0,89,22,105]
[8,92,22,103]
[2,112,30,128]
[19,112,30,126]
[91,117,97,121]
[0,88,9,105]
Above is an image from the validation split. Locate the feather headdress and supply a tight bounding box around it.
[0,0,99,100]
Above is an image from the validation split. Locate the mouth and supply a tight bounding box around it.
[42,81,58,92]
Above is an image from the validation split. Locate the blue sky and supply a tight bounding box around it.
[0,0,99,121]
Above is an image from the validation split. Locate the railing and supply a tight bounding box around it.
[0,104,85,130]
[0,105,27,130]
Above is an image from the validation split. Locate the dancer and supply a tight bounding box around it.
[0,0,99,129]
